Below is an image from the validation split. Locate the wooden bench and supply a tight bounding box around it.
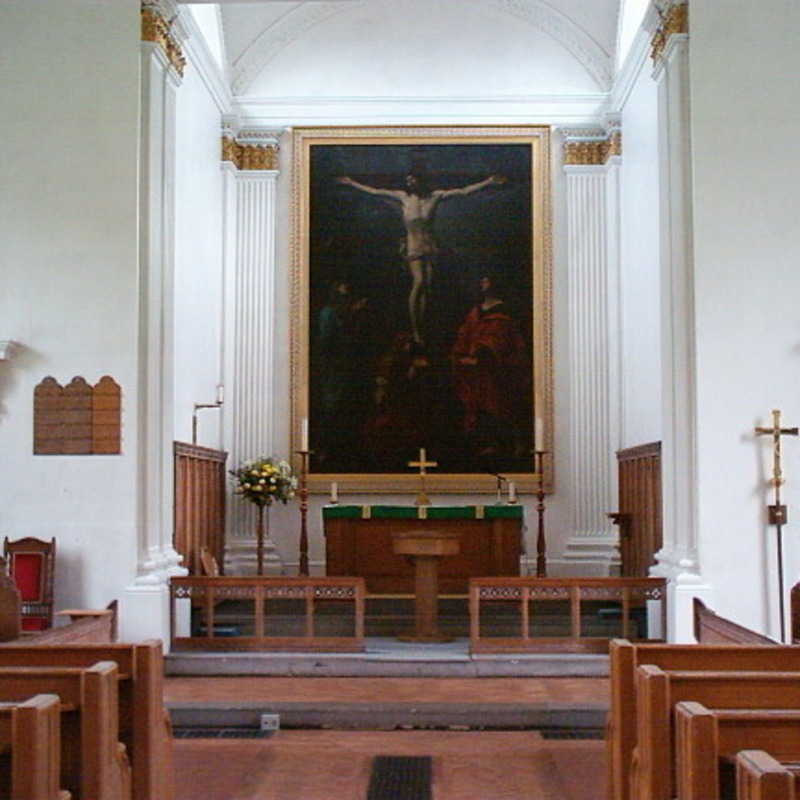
[607,639,791,800]
[632,666,800,800]
[0,642,172,800]
[675,701,800,799]
[694,598,776,645]
[736,750,800,800]
[0,693,70,800]
[0,662,130,800]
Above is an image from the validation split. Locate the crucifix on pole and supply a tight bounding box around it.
[408,448,437,506]
[755,409,798,642]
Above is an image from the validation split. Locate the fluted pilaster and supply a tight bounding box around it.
[221,135,281,574]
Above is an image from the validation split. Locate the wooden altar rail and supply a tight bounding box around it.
[614,442,662,577]
[170,576,366,652]
[469,577,667,654]
[174,441,227,576]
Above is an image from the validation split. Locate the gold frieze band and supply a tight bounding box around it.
[141,6,186,77]
[563,131,622,166]
[222,136,279,171]
[651,2,688,64]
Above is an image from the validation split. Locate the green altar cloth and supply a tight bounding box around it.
[322,504,524,521]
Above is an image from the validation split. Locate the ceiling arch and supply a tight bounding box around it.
[230,0,614,96]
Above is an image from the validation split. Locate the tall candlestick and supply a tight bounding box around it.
[216,384,224,404]
[508,481,517,504]
[534,417,544,452]
[330,481,338,504]
[300,417,309,451]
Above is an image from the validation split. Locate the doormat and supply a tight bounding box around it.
[367,755,432,800]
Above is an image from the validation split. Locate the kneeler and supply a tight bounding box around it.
[3,537,55,631]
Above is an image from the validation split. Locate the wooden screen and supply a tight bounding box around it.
[173,442,227,576]
[615,441,662,578]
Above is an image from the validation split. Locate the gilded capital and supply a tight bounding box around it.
[141,4,186,77]
[563,130,622,166]
[651,2,688,64]
[221,136,279,171]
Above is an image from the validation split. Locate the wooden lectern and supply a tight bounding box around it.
[392,529,460,642]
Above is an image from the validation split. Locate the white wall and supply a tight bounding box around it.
[0,1,141,610]
[174,58,225,449]
[690,0,800,636]
[619,54,662,448]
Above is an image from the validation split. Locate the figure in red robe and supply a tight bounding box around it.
[452,275,528,458]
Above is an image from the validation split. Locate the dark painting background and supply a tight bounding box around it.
[308,142,534,475]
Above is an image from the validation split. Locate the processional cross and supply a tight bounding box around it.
[408,448,437,507]
[755,409,798,641]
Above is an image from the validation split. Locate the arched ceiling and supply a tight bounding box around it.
[210,0,621,98]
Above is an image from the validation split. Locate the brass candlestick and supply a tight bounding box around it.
[295,449,311,576]
[534,450,548,578]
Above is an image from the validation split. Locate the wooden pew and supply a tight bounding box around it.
[675,701,800,799]
[736,750,800,800]
[694,598,776,645]
[607,639,790,800]
[0,693,70,800]
[0,662,130,799]
[632,666,800,800]
[0,642,172,800]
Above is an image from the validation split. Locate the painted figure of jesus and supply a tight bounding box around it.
[337,171,504,347]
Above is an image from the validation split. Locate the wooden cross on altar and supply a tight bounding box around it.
[408,447,437,506]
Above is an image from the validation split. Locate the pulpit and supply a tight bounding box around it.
[392,529,460,642]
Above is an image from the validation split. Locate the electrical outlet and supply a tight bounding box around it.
[260,713,280,732]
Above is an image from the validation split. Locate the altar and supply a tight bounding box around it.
[322,505,523,594]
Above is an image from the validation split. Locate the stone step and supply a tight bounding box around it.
[168,700,607,733]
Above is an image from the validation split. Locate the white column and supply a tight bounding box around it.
[121,11,188,644]
[650,11,711,641]
[560,156,622,576]
[222,165,282,575]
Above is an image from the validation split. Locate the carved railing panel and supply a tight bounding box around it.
[170,576,366,652]
[469,576,667,654]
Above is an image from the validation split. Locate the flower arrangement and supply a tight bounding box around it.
[230,457,297,507]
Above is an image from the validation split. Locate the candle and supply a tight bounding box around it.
[300,417,308,451]
[534,417,544,452]
[216,384,224,404]
[330,481,338,503]
[508,481,517,503]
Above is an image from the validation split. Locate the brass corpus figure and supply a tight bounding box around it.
[755,409,798,641]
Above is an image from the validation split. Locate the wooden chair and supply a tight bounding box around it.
[3,538,56,632]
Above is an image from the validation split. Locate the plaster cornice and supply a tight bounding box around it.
[179,7,234,113]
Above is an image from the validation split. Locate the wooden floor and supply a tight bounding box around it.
[168,676,609,799]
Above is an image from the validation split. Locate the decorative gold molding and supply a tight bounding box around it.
[563,131,622,165]
[141,6,186,77]
[221,136,279,171]
[651,2,688,64]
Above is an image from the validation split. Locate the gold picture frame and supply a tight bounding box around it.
[291,125,552,494]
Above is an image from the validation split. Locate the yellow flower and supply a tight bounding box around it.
[259,479,266,485]
[243,482,251,489]
[254,485,263,492]
[250,469,259,476]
